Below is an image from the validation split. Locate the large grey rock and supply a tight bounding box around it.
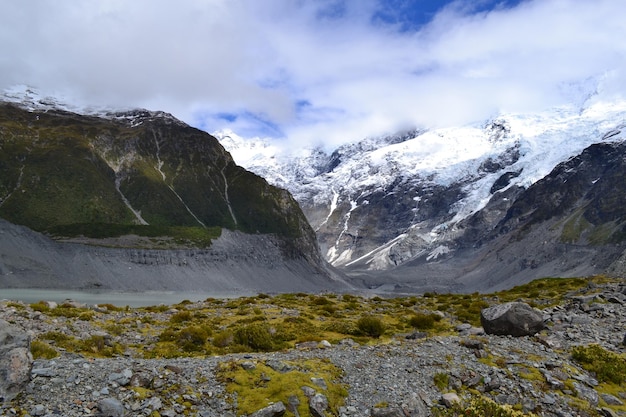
[480,302,545,336]
[250,401,286,417]
[0,319,32,404]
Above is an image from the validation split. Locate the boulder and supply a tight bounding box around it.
[0,319,32,404]
[480,302,545,337]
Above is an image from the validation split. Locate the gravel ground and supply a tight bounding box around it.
[2,281,626,417]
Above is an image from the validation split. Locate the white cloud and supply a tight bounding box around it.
[1,0,625,149]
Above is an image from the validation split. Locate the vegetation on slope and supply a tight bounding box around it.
[0,104,315,252]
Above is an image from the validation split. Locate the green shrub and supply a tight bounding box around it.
[432,396,536,417]
[319,304,339,315]
[170,310,193,323]
[433,372,449,391]
[48,306,83,318]
[409,313,441,330]
[321,319,357,335]
[311,296,332,306]
[341,294,359,302]
[78,311,95,321]
[103,323,125,336]
[234,323,274,351]
[40,331,71,343]
[356,315,385,338]
[571,344,626,384]
[176,325,209,352]
[30,301,50,313]
[78,335,123,357]
[212,331,234,348]
[159,328,178,342]
[31,340,59,359]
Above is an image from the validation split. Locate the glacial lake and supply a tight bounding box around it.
[0,288,254,307]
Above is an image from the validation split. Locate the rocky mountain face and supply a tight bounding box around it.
[218,100,626,293]
[0,101,346,293]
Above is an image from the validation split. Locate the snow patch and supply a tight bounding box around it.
[427,245,451,261]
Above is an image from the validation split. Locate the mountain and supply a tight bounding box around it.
[0,90,349,293]
[217,99,626,293]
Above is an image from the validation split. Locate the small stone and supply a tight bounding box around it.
[485,377,501,392]
[311,377,327,390]
[129,372,152,388]
[31,367,55,377]
[543,371,565,390]
[266,359,293,373]
[404,392,430,417]
[301,386,316,398]
[474,349,488,359]
[309,393,329,417]
[406,332,428,340]
[249,401,286,417]
[461,339,484,350]
[97,397,125,417]
[601,393,623,406]
[338,338,359,347]
[440,393,461,408]
[599,407,620,417]
[165,364,183,374]
[463,375,482,388]
[286,395,300,414]
[143,396,163,411]
[319,340,332,348]
[30,404,45,416]
[295,341,318,350]
[573,382,599,406]
[241,361,256,370]
[468,327,485,336]
[108,369,132,386]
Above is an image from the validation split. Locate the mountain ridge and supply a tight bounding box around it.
[217,99,626,292]
[0,97,347,293]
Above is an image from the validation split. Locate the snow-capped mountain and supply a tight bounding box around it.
[217,98,626,291]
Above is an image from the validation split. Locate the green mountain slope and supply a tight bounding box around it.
[0,104,319,261]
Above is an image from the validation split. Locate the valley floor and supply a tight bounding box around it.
[2,278,626,417]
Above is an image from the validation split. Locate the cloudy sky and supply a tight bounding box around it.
[1,0,625,148]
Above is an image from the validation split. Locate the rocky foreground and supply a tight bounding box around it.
[2,279,626,417]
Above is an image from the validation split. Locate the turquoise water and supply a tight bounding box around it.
[0,288,252,307]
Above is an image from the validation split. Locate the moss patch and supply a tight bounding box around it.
[217,358,347,416]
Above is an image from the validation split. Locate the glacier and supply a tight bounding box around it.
[217,98,626,269]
